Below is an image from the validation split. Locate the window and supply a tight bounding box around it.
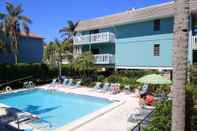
[154,44,160,56]
[193,50,197,63]
[153,19,160,31]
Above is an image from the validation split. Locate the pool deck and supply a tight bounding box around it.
[38,85,140,131]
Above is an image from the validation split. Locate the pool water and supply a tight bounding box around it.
[0,89,112,129]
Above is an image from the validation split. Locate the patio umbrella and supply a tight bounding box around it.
[137,74,172,85]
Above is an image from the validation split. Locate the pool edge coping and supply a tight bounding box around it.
[0,86,127,131]
[55,100,125,131]
[38,86,127,131]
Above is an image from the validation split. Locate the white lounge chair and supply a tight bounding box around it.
[124,85,130,94]
[74,81,81,88]
[94,82,102,89]
[23,81,34,88]
[67,79,73,86]
[101,83,110,92]
[51,79,57,84]
[63,78,68,85]
[68,80,81,88]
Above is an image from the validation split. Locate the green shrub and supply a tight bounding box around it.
[143,100,172,131]
[96,75,105,82]
[186,84,197,131]
[81,77,95,87]
[189,64,197,85]
[104,70,158,90]
[0,63,58,82]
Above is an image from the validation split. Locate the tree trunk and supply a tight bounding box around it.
[58,53,62,77]
[14,53,18,64]
[13,31,19,64]
[172,0,190,131]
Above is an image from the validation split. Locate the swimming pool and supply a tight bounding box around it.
[0,89,112,130]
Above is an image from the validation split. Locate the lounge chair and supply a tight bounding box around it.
[128,107,154,122]
[63,78,69,85]
[48,79,58,88]
[111,83,120,94]
[51,79,57,84]
[23,82,29,88]
[68,80,81,88]
[23,81,35,88]
[0,105,38,131]
[74,80,81,88]
[94,82,102,90]
[124,85,130,94]
[28,81,34,88]
[110,83,115,92]
[102,83,110,92]
[67,79,73,86]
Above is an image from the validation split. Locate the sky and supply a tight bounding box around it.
[0,0,172,43]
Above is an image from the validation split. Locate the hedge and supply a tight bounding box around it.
[0,63,58,82]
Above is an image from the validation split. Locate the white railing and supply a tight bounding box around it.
[94,54,115,64]
[192,36,197,49]
[73,32,115,45]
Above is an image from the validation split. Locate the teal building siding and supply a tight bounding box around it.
[19,37,44,63]
[116,34,173,68]
[0,36,43,64]
[79,17,174,69]
[114,17,174,68]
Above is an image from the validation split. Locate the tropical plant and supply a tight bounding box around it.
[0,39,4,53]
[59,20,78,41]
[44,41,57,66]
[172,0,190,131]
[0,2,31,64]
[189,64,197,85]
[61,40,73,62]
[72,52,94,77]
[54,39,63,77]
[143,100,172,131]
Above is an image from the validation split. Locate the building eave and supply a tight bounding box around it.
[75,0,197,32]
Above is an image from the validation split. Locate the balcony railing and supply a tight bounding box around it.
[192,36,197,49]
[73,32,115,45]
[94,54,115,64]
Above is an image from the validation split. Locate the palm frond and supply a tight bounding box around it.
[14,4,23,16]
[6,2,15,15]
[67,20,74,28]
[59,27,68,33]
[0,12,6,20]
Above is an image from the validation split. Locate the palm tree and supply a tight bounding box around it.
[61,40,73,62]
[0,2,31,64]
[72,52,94,77]
[172,0,190,131]
[54,39,63,77]
[59,20,78,41]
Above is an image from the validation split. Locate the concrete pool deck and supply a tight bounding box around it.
[38,85,140,131]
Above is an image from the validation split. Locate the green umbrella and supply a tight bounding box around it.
[137,74,172,85]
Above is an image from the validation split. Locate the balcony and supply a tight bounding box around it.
[192,36,197,49]
[94,54,115,65]
[73,32,115,45]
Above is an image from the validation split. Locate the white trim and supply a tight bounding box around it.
[116,65,173,70]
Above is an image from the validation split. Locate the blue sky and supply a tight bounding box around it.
[0,0,172,43]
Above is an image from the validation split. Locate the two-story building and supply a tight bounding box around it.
[0,32,44,64]
[73,1,197,71]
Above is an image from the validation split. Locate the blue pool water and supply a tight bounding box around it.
[0,89,112,129]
